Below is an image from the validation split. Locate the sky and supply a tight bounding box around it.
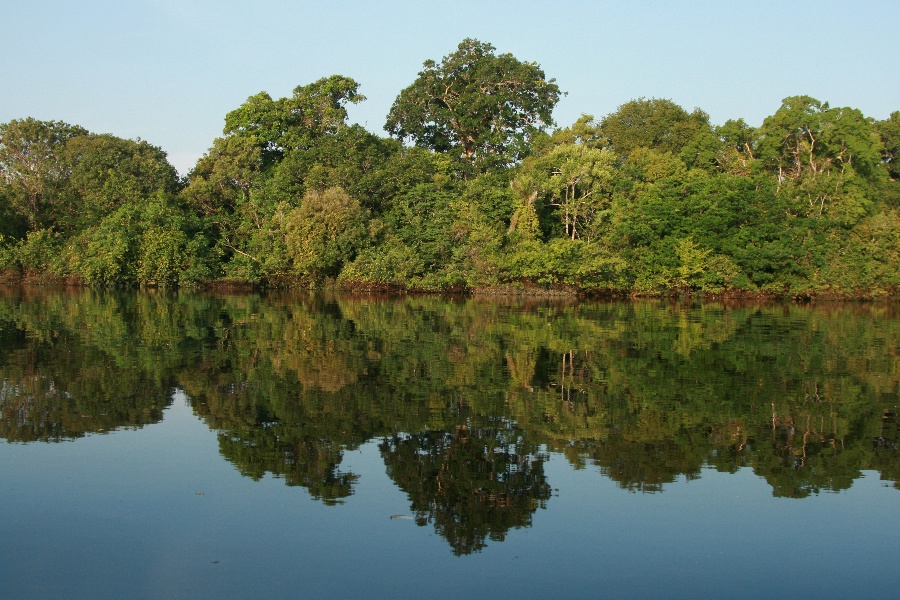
[2,0,898,175]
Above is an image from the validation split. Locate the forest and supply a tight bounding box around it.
[1,39,898,298]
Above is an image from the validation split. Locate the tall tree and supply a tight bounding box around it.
[182,75,368,281]
[0,118,87,230]
[385,38,561,172]
[223,75,365,164]
[515,143,617,240]
[756,95,881,182]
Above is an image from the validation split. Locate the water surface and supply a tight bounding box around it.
[1,289,897,598]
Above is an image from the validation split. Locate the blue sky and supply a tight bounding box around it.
[2,1,897,174]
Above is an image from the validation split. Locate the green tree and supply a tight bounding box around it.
[385,38,561,172]
[283,187,369,281]
[516,143,618,240]
[757,96,881,183]
[271,124,397,208]
[62,133,180,232]
[182,76,370,283]
[223,75,365,162]
[756,96,883,226]
[711,118,757,175]
[0,118,87,230]
[599,97,711,159]
[875,111,900,180]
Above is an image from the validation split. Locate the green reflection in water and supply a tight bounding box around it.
[0,287,897,553]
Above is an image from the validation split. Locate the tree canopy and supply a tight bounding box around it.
[385,38,562,173]
[0,41,898,298]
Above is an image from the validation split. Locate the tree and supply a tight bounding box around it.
[63,133,179,232]
[0,118,87,230]
[516,143,617,240]
[875,111,900,180]
[756,96,883,223]
[283,187,369,281]
[223,75,365,163]
[182,75,368,281]
[711,118,757,175]
[757,95,881,183]
[599,97,711,159]
[385,38,561,172]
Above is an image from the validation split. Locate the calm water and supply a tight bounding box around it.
[0,288,898,598]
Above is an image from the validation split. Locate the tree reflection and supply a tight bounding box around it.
[0,288,898,513]
[0,302,172,442]
[873,409,899,489]
[380,420,551,555]
[187,378,365,505]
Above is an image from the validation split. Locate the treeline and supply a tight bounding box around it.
[1,39,898,297]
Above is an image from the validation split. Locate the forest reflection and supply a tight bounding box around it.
[0,287,897,553]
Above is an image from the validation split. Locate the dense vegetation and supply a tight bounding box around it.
[1,289,897,553]
[2,39,898,297]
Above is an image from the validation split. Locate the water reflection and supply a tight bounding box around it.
[381,422,551,555]
[0,287,898,552]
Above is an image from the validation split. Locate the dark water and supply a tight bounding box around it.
[1,288,898,598]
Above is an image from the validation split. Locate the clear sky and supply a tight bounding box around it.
[2,0,897,175]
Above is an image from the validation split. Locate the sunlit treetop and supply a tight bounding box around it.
[385,38,562,173]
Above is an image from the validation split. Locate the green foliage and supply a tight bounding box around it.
[622,147,687,183]
[0,118,88,230]
[384,183,458,273]
[3,85,898,297]
[339,236,425,287]
[0,228,65,278]
[502,238,627,290]
[66,203,142,285]
[183,135,263,218]
[182,75,379,284]
[62,134,179,231]
[271,124,397,207]
[600,97,711,159]
[284,187,369,281]
[224,75,365,162]
[757,96,882,183]
[460,171,517,227]
[516,143,618,240]
[713,118,757,175]
[63,193,214,287]
[875,111,900,180]
[135,196,215,287]
[385,38,561,173]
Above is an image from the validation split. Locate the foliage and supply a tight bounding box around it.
[516,143,618,240]
[0,118,88,231]
[223,75,365,163]
[385,38,561,173]
[283,187,369,282]
[600,97,711,159]
[2,63,898,297]
[62,193,214,287]
[875,111,900,180]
